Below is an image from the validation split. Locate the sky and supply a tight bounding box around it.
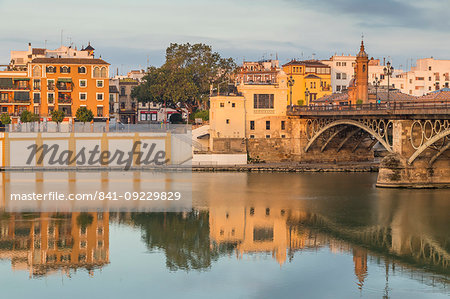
[0,0,449,74]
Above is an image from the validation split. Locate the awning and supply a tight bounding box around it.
[13,78,29,81]
[0,78,13,88]
[197,133,210,139]
[57,78,72,83]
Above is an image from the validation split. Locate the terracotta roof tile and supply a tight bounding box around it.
[31,58,109,65]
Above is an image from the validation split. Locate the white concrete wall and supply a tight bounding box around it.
[192,153,247,166]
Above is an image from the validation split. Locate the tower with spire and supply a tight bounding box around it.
[354,39,369,104]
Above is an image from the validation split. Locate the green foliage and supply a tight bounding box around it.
[192,110,209,121]
[76,212,93,228]
[75,107,94,123]
[356,99,363,105]
[20,110,33,123]
[0,113,11,125]
[169,113,183,124]
[51,110,65,124]
[297,100,304,106]
[133,43,237,109]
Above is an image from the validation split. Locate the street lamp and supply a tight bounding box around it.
[373,76,380,102]
[383,61,394,105]
[304,88,310,106]
[288,75,295,107]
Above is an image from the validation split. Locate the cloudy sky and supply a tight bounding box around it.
[0,0,449,74]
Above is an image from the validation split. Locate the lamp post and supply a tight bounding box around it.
[288,75,295,107]
[373,76,380,102]
[383,61,394,105]
[304,88,310,106]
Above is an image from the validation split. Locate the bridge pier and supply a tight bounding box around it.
[376,120,450,188]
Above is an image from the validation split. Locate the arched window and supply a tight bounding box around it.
[60,66,70,74]
[46,66,56,73]
[93,67,100,78]
[32,66,41,77]
[100,67,107,78]
[78,66,86,74]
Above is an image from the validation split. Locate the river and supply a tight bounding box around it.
[0,172,448,298]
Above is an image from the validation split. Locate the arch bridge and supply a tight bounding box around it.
[287,100,450,188]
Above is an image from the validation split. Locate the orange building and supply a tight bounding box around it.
[0,54,110,122]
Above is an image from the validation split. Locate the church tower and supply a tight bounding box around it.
[355,40,369,104]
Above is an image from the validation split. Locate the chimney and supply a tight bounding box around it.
[28,42,32,52]
[383,57,386,66]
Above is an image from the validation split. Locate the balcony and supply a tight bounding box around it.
[57,82,72,91]
[14,91,30,103]
[58,97,72,104]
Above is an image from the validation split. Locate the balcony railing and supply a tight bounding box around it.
[58,97,72,104]
[57,83,72,91]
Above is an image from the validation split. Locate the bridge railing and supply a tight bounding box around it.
[289,100,450,113]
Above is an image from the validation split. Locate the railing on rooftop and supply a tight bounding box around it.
[288,100,450,114]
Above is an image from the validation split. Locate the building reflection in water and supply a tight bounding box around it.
[0,212,109,277]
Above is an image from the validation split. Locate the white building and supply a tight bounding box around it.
[322,55,450,96]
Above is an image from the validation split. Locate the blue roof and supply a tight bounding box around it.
[431,88,450,93]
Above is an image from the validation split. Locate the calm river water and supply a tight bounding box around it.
[0,172,448,298]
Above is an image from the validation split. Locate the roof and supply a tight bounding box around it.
[282,59,329,68]
[304,74,321,79]
[31,58,109,65]
[418,89,450,100]
[83,44,95,51]
[109,85,119,93]
[372,91,417,102]
[32,48,46,55]
[314,92,349,103]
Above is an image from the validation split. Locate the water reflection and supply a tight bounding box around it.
[0,212,109,277]
[0,172,448,297]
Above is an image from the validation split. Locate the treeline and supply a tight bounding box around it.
[131,43,237,113]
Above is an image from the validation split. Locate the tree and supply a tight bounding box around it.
[169,113,183,124]
[0,113,11,125]
[51,110,65,132]
[75,107,94,123]
[20,110,33,123]
[133,43,237,111]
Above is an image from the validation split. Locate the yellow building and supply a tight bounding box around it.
[209,60,289,151]
[282,60,332,105]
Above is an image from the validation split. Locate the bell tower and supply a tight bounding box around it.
[355,40,369,104]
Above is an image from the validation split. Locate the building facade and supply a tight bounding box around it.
[282,60,332,105]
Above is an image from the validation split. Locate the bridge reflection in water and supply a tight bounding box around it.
[0,172,448,295]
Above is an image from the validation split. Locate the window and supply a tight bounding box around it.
[46,66,56,73]
[33,79,41,90]
[281,121,285,130]
[48,106,54,114]
[78,66,86,74]
[34,106,39,115]
[33,93,40,103]
[79,92,87,101]
[336,62,341,66]
[60,66,70,73]
[47,93,55,104]
[93,67,101,77]
[253,94,274,109]
[250,135,255,138]
[265,135,270,138]
[336,73,341,80]
[266,121,270,130]
[226,119,230,124]
[97,106,103,117]
[336,86,341,92]
[220,103,224,107]
[281,135,286,138]
[96,80,104,88]
[96,93,104,101]
[428,66,432,71]
[120,87,125,96]
[47,79,55,90]
[428,77,432,81]
[0,93,8,102]
[250,120,255,130]
[32,66,41,77]
[342,73,347,80]
[100,67,107,78]
[342,62,346,66]
[79,79,87,87]
[232,103,235,108]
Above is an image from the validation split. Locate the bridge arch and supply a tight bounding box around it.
[304,119,393,153]
[408,128,450,165]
